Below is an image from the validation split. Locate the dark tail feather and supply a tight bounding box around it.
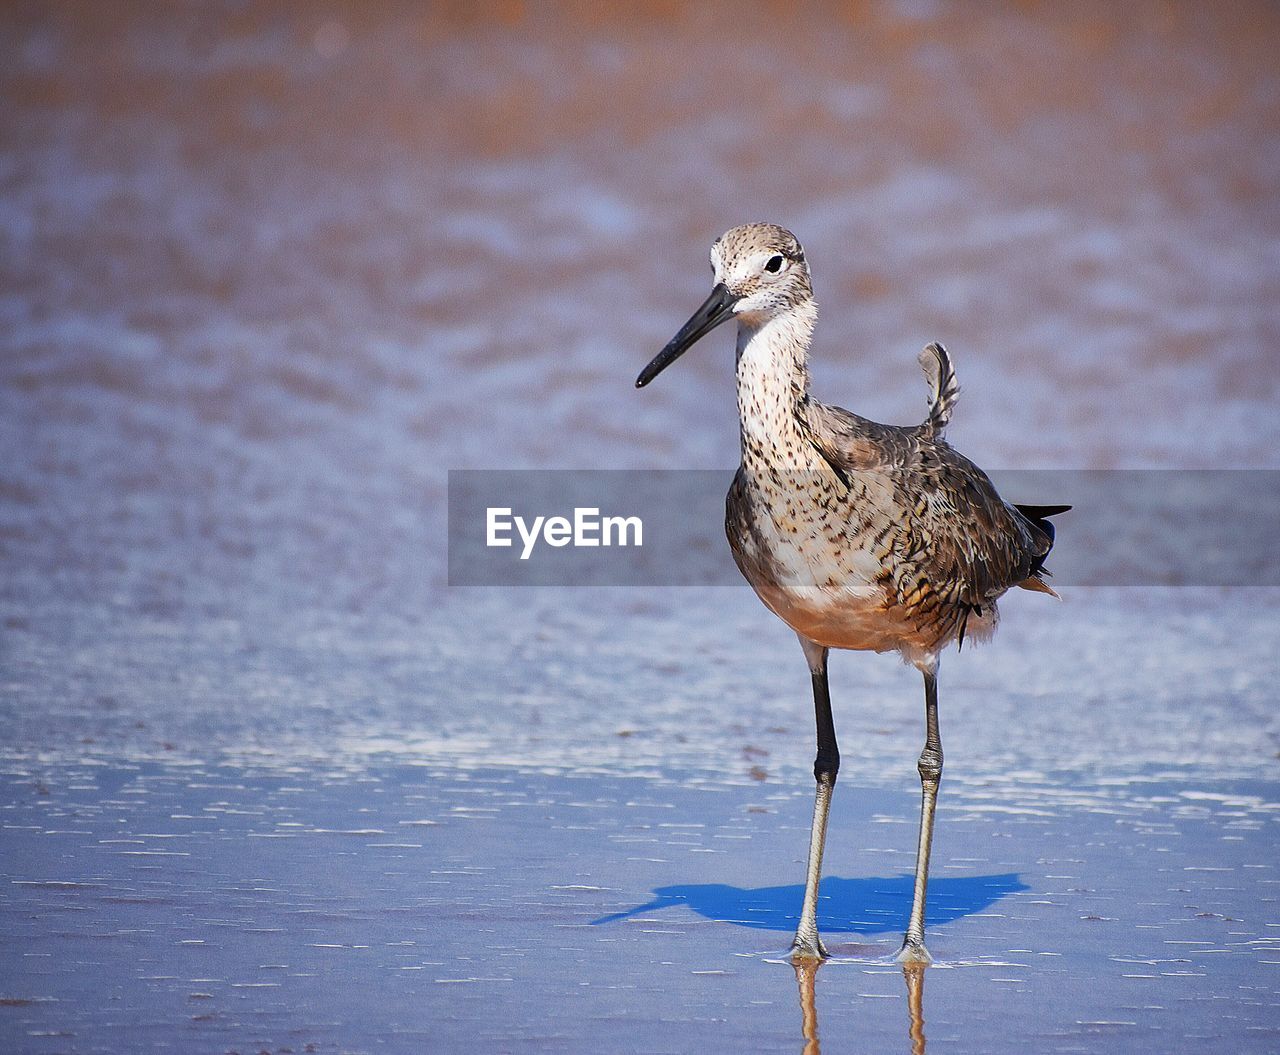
[956,602,983,652]
[1014,503,1071,580]
[1015,503,1072,527]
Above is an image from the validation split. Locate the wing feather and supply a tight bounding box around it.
[802,400,1058,625]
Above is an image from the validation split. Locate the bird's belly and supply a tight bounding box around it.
[727,485,918,653]
[752,579,916,653]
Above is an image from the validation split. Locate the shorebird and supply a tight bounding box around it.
[636,223,1067,963]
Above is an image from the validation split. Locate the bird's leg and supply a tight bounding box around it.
[793,637,837,961]
[897,661,942,964]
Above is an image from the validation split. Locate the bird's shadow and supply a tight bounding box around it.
[592,873,1028,933]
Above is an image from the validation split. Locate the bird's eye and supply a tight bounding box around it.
[764,255,784,273]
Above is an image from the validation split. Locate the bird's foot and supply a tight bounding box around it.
[790,933,830,962]
[894,936,932,965]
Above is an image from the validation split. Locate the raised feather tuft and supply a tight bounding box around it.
[919,342,960,436]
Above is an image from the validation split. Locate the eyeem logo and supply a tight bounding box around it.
[486,507,644,560]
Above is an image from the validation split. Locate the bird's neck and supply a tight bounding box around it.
[735,301,820,470]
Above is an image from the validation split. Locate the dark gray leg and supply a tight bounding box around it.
[793,636,837,960]
[897,659,942,964]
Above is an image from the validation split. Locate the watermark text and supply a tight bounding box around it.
[486,506,643,560]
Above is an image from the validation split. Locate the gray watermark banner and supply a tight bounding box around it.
[447,470,1279,587]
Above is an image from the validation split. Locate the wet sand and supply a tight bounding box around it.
[2,2,1279,1051]
[4,758,1279,1052]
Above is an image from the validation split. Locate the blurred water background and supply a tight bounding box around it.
[2,2,1278,1052]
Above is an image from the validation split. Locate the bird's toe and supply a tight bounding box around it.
[790,936,830,962]
[894,938,933,965]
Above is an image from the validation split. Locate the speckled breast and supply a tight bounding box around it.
[724,465,928,654]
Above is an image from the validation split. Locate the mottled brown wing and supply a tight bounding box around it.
[801,400,914,472]
[802,400,1051,621]
[888,444,1047,611]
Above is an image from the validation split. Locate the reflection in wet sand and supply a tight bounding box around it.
[794,961,927,1055]
[903,964,927,1055]
[794,960,822,1055]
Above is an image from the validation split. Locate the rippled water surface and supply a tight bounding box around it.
[4,762,1279,1053]
[2,2,1278,1052]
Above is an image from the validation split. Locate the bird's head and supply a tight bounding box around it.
[636,223,812,389]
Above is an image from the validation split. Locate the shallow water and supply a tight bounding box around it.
[3,761,1279,1053]
[2,2,1279,1052]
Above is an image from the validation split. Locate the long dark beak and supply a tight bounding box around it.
[635,283,738,388]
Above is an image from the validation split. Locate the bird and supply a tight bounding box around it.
[635,222,1068,963]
